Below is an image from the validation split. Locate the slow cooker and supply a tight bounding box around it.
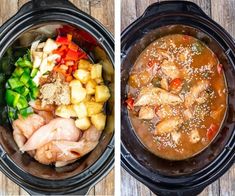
[0,0,114,194]
[121,1,235,195]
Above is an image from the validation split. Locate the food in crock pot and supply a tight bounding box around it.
[126,34,227,160]
[5,27,110,167]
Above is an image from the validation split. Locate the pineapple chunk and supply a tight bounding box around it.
[79,59,92,70]
[73,69,90,84]
[95,85,111,102]
[91,113,106,131]
[91,64,102,79]
[55,105,77,118]
[75,117,91,130]
[69,80,83,88]
[95,78,104,84]
[70,80,86,104]
[73,102,87,118]
[86,80,96,95]
[86,101,103,116]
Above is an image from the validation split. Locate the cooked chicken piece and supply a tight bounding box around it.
[34,126,102,167]
[20,118,81,152]
[139,106,155,120]
[211,105,225,120]
[160,78,169,90]
[185,80,210,108]
[154,117,183,135]
[156,105,173,120]
[171,131,181,144]
[196,91,209,104]
[189,129,200,143]
[183,108,193,120]
[160,60,180,79]
[134,87,183,107]
[13,114,45,148]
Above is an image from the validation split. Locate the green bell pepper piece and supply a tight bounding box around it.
[14,86,29,97]
[12,67,24,77]
[30,68,38,78]
[5,89,20,107]
[20,72,30,84]
[15,57,32,68]
[30,87,39,99]
[8,78,24,89]
[19,106,33,118]
[8,107,17,120]
[28,79,37,88]
[16,95,28,110]
[22,87,30,97]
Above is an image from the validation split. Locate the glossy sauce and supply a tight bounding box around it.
[127,34,227,160]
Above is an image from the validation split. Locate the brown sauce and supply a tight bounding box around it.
[127,34,227,160]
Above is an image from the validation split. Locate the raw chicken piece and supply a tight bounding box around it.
[13,114,45,148]
[20,118,81,152]
[134,87,183,106]
[139,106,155,120]
[34,126,102,166]
[189,129,200,143]
[154,116,183,136]
[185,80,210,108]
[160,60,180,79]
[35,111,54,124]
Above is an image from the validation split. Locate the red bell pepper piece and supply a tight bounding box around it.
[207,123,218,140]
[56,36,69,45]
[65,49,79,61]
[170,78,182,89]
[217,64,223,74]
[68,42,79,51]
[147,59,158,68]
[67,34,72,42]
[66,60,75,66]
[125,97,134,110]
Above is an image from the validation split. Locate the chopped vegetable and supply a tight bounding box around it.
[20,72,30,84]
[12,67,24,77]
[191,41,203,53]
[8,78,24,89]
[30,68,38,78]
[16,96,28,110]
[170,78,182,89]
[147,59,158,68]
[207,123,218,140]
[5,90,20,107]
[217,64,223,74]
[125,97,134,110]
[19,106,33,118]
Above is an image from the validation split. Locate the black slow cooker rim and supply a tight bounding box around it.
[0,3,114,194]
[121,3,235,193]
